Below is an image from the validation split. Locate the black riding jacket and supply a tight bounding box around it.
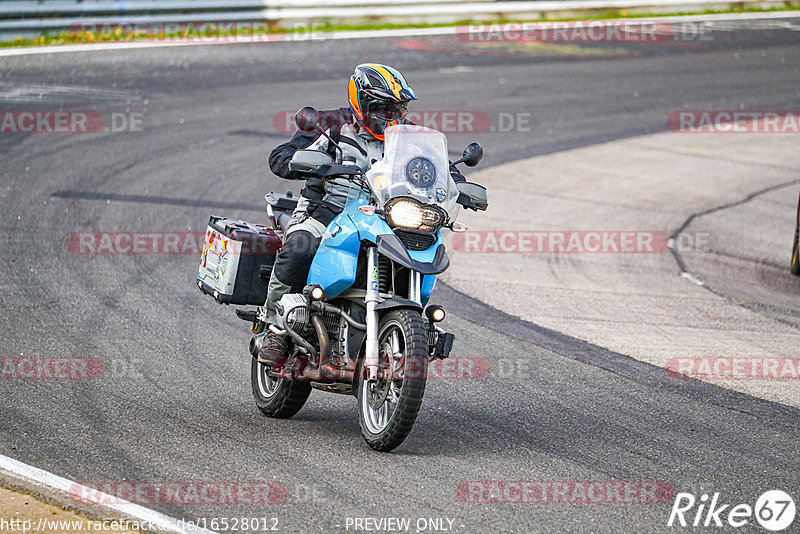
[268,107,465,225]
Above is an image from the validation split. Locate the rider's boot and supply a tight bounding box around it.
[258,329,290,365]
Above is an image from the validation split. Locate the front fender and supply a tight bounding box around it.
[375,234,449,275]
[375,299,423,312]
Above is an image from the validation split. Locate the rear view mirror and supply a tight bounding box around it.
[461,143,484,167]
[295,106,320,133]
[288,149,333,174]
[456,182,488,211]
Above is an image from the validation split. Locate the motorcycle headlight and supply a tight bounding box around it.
[385,198,445,232]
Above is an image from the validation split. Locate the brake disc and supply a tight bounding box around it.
[368,341,394,410]
[368,378,391,410]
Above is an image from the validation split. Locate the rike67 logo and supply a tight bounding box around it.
[668,490,795,531]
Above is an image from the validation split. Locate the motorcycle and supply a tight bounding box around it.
[200,107,487,451]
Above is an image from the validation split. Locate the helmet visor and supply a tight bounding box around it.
[367,100,409,122]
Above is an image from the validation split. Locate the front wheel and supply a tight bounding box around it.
[356,309,429,452]
[251,358,311,419]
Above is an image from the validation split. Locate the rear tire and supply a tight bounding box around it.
[791,223,800,275]
[356,309,428,452]
[251,358,311,419]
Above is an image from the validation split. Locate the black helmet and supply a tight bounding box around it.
[347,63,417,140]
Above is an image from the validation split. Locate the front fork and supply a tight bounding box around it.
[364,248,381,381]
[364,248,424,380]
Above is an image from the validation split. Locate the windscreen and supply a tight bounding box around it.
[364,124,459,214]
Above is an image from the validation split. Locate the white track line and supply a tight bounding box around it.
[680,271,706,286]
[0,454,216,534]
[0,10,799,57]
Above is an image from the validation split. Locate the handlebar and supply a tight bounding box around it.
[315,163,363,178]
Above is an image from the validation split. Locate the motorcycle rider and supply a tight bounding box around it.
[259,63,461,365]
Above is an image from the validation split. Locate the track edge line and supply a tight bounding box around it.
[0,454,216,534]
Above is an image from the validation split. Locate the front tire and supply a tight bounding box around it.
[356,309,429,452]
[251,358,311,419]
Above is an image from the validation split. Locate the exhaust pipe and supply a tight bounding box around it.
[249,332,266,358]
[309,314,349,381]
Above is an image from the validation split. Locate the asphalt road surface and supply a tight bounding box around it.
[1,16,799,533]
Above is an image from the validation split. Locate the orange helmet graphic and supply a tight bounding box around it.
[348,63,417,141]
